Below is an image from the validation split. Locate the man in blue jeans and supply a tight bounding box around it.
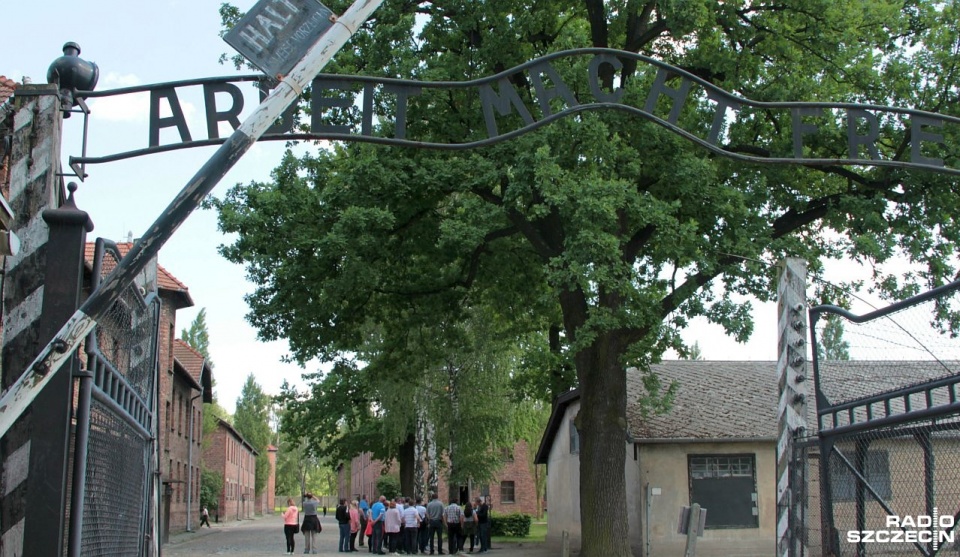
[370,495,387,555]
[475,497,491,553]
[336,499,352,552]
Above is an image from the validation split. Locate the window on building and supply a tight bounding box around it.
[501,447,514,462]
[500,481,516,503]
[688,454,758,529]
[167,401,172,432]
[569,419,580,454]
[830,449,891,502]
[178,395,183,436]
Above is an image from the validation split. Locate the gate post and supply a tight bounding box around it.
[776,258,809,557]
[24,183,93,556]
[0,82,63,556]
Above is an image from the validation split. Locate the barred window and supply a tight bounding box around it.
[688,454,758,529]
[500,481,515,503]
[689,455,754,479]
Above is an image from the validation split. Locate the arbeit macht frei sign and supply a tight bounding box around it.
[71,48,959,176]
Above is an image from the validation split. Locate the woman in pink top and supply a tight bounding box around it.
[349,500,361,551]
[283,498,299,555]
[384,501,402,553]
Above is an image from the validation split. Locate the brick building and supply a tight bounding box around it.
[171,340,213,529]
[203,418,258,521]
[84,242,209,539]
[255,445,278,514]
[349,439,541,516]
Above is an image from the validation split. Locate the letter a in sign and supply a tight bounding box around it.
[224,0,334,77]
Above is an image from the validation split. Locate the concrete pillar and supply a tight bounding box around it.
[776,258,809,557]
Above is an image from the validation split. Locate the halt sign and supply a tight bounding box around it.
[224,0,335,77]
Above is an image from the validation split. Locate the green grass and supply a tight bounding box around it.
[490,521,547,544]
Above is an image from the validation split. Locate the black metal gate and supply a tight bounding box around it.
[68,239,160,556]
[808,280,960,557]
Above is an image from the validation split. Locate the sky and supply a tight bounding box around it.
[2,1,922,413]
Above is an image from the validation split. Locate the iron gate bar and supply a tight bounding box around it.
[818,373,960,431]
[0,0,385,441]
[821,401,960,438]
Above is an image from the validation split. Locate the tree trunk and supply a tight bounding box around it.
[574,331,632,557]
[398,432,417,497]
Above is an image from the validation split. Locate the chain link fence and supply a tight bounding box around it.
[806,281,960,557]
[71,239,160,556]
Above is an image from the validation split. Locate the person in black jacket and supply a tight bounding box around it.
[337,498,352,552]
[474,498,490,554]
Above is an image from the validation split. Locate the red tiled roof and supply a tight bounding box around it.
[173,339,205,382]
[0,76,17,106]
[84,241,193,307]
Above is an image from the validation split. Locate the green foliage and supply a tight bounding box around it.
[200,468,223,511]
[234,375,273,494]
[490,512,532,537]
[376,475,401,500]
[214,1,960,554]
[180,308,212,364]
[202,401,230,449]
[817,314,852,362]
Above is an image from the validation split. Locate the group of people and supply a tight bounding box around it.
[355,492,491,556]
[284,492,492,555]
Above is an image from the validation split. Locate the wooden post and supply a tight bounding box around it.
[776,258,809,557]
[683,503,702,557]
[561,530,570,557]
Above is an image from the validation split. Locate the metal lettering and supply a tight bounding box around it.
[361,83,375,136]
[588,54,624,103]
[528,62,579,116]
[911,115,945,167]
[847,109,880,161]
[203,82,245,139]
[792,107,824,159]
[383,84,422,139]
[311,78,354,135]
[479,78,535,137]
[644,68,692,125]
[705,89,741,145]
[148,88,192,147]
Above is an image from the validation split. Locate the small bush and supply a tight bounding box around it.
[490,512,532,537]
[376,475,401,500]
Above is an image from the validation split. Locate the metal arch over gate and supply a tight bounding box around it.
[67,48,960,177]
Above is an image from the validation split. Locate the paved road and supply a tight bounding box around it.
[164,515,559,557]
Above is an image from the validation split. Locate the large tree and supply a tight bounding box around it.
[216,2,960,554]
[234,374,274,496]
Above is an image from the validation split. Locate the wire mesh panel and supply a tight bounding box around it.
[810,281,960,557]
[81,399,152,555]
[69,239,160,557]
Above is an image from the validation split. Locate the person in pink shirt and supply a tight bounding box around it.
[283,498,299,555]
[349,500,361,551]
